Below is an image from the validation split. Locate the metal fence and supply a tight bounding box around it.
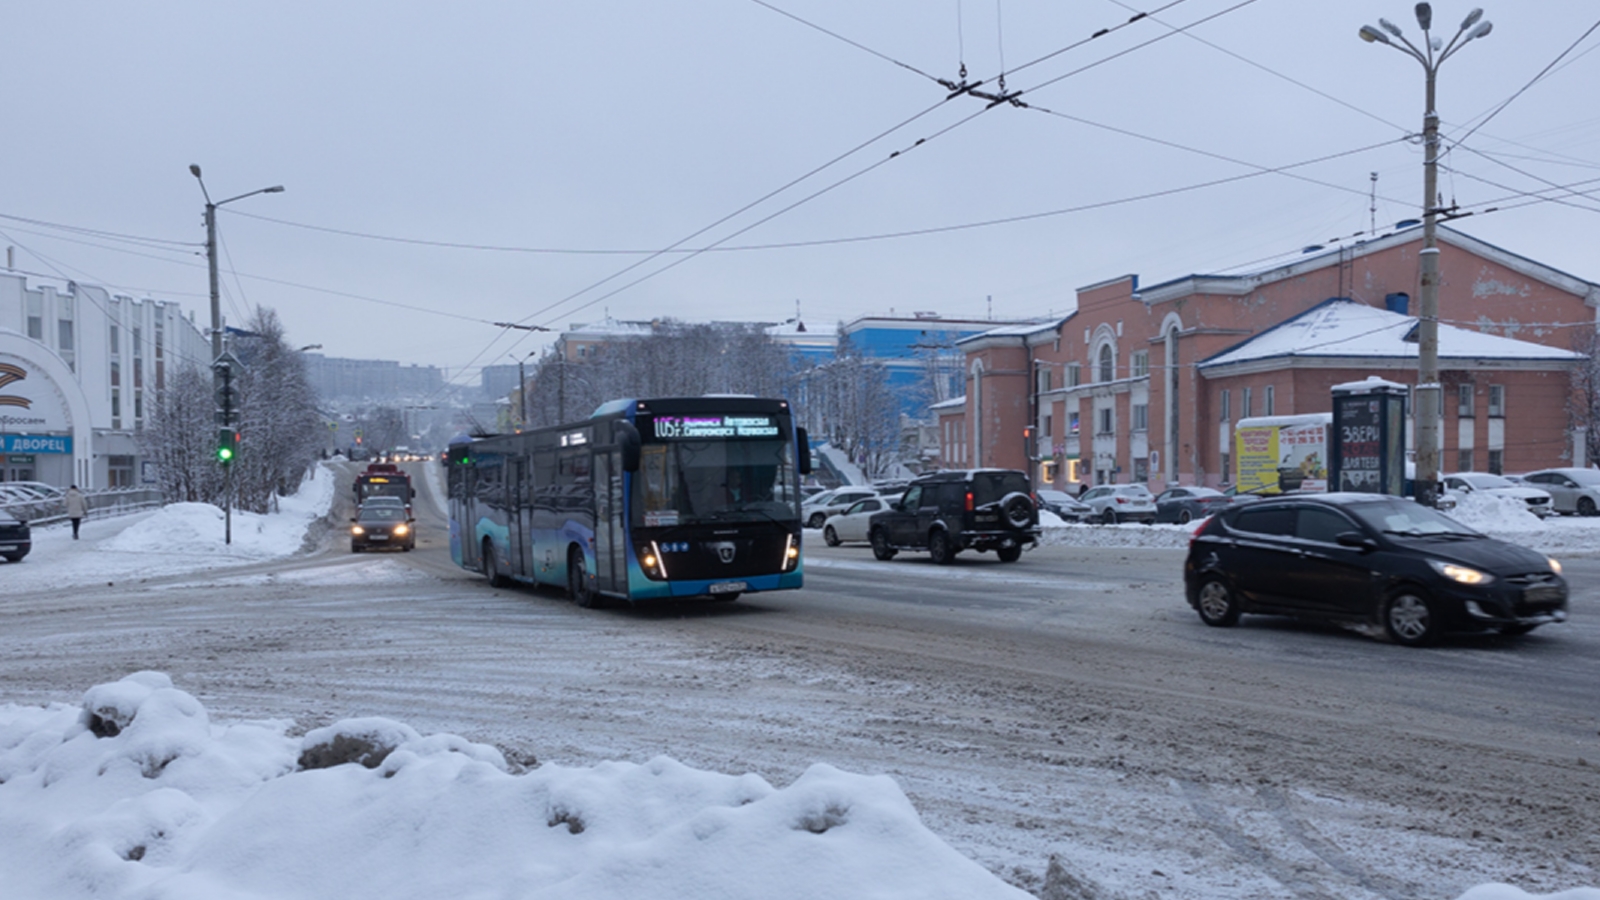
[0,488,166,527]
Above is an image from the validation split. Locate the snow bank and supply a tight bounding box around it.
[0,673,1033,900]
[104,464,336,559]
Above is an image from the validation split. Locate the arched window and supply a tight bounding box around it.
[1098,344,1114,383]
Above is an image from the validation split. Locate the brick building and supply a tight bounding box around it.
[941,226,1599,490]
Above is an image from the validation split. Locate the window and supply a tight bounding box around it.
[110,361,120,387]
[1132,351,1149,378]
[1232,505,1293,535]
[1219,390,1230,422]
[1037,367,1052,394]
[1132,403,1149,432]
[1133,458,1149,482]
[1220,452,1230,482]
[27,315,42,340]
[1457,449,1473,472]
[110,324,120,355]
[107,456,135,488]
[1488,385,1505,417]
[1488,449,1504,475]
[1458,383,1474,417]
[1264,385,1275,416]
[1044,414,1053,438]
[58,319,74,351]
[1065,363,1081,387]
[1242,387,1253,418]
[1069,412,1080,435]
[1098,345,1114,383]
[1296,507,1357,544]
[135,391,144,422]
[1097,407,1113,434]
[111,389,121,429]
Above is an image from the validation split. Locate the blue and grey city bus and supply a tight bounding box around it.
[446,396,810,605]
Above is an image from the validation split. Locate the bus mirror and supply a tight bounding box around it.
[796,427,812,475]
[617,421,641,472]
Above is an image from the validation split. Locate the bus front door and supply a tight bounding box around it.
[593,451,626,595]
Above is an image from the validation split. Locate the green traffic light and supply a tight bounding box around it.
[218,446,234,462]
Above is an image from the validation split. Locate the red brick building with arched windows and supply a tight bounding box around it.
[939,226,1599,491]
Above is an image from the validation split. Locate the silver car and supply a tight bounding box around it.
[1521,468,1600,516]
[1079,484,1157,524]
[802,487,880,529]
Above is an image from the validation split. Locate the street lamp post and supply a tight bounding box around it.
[189,165,284,542]
[1360,5,1492,506]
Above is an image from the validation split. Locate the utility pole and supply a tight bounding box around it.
[1359,5,1492,507]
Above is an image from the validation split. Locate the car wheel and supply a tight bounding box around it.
[1580,497,1597,517]
[1178,509,1193,524]
[823,525,841,547]
[996,544,1022,563]
[1498,623,1538,636]
[1196,577,1240,627]
[928,530,955,565]
[568,546,603,608]
[1383,588,1438,647]
[483,539,508,587]
[1100,508,1118,525]
[869,527,897,561]
[807,512,827,529]
[351,542,362,553]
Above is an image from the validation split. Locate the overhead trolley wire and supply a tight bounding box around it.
[1446,15,1600,153]
[744,0,946,84]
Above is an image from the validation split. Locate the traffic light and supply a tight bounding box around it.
[217,427,238,465]
[214,361,237,427]
[1023,425,1038,460]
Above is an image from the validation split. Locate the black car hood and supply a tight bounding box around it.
[1387,534,1550,574]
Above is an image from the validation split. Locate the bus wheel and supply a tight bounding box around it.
[568,547,603,609]
[483,539,508,588]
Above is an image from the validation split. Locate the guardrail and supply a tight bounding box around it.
[0,488,165,526]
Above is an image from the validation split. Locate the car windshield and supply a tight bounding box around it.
[359,507,406,523]
[1346,498,1481,537]
[1460,473,1514,489]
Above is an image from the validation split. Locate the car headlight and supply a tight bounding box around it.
[351,525,365,535]
[1428,559,1494,586]
[393,524,409,536]
[1547,556,1562,575]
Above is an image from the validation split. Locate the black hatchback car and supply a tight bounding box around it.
[1184,493,1568,646]
[350,504,415,552]
[868,469,1039,564]
[0,509,31,562]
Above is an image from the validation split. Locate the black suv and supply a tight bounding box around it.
[868,469,1039,564]
[1184,492,1568,646]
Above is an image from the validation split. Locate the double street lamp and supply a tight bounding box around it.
[1359,5,1493,506]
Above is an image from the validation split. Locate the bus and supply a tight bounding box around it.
[446,396,811,606]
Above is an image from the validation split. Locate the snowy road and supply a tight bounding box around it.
[2,461,1597,899]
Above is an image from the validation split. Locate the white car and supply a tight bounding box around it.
[1078,484,1157,524]
[1441,472,1553,518]
[1520,468,1600,516]
[821,496,894,546]
[802,487,879,529]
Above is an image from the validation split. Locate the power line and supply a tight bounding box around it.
[0,211,199,250]
[1446,16,1600,152]
[744,0,945,84]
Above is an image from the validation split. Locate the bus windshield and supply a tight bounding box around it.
[633,436,799,527]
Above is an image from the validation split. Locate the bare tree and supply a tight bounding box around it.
[1569,330,1600,464]
[230,308,326,513]
[139,363,225,503]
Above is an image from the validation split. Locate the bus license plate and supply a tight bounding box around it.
[709,581,746,594]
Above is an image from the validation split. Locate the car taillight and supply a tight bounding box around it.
[965,491,974,512]
[1115,497,1127,504]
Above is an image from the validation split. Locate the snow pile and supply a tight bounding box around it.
[0,673,1033,900]
[103,464,336,560]
[1446,491,1546,534]
[1039,517,1200,549]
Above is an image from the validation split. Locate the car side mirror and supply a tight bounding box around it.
[350,517,358,523]
[1335,531,1375,551]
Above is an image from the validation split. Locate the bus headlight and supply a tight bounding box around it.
[639,541,668,579]
[782,533,800,572]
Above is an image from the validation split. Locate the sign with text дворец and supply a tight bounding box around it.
[1,434,72,454]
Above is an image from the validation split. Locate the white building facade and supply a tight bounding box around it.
[0,270,210,489]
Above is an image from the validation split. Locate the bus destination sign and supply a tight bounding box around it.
[653,415,779,440]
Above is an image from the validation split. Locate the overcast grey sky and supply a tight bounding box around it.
[4,1,1597,387]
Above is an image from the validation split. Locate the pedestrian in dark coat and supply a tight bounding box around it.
[64,485,88,539]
